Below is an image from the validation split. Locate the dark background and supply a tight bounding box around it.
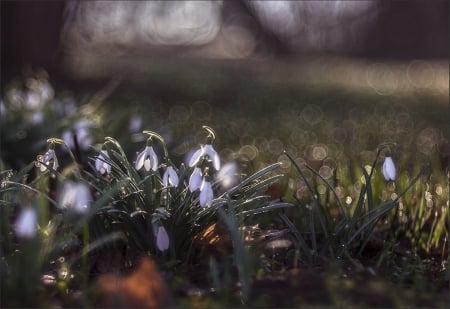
[1,1,449,91]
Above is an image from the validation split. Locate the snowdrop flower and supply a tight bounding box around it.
[6,88,24,110]
[135,145,159,172]
[28,111,44,125]
[59,181,92,214]
[14,208,37,239]
[62,131,74,149]
[189,144,221,171]
[37,79,54,102]
[199,178,214,207]
[156,226,169,252]
[382,156,396,181]
[204,144,221,171]
[62,120,94,150]
[163,166,179,187]
[189,167,203,192]
[95,150,111,175]
[216,161,238,189]
[52,98,76,116]
[24,90,43,110]
[37,148,59,172]
[188,146,205,167]
[128,115,142,133]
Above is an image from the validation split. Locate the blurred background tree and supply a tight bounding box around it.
[1,0,448,90]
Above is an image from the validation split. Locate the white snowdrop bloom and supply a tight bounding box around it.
[188,146,205,167]
[188,144,221,171]
[27,111,44,125]
[59,181,92,214]
[6,88,24,109]
[204,144,221,171]
[38,149,59,172]
[135,146,159,172]
[382,156,396,181]
[156,226,169,252]
[14,208,37,239]
[24,90,43,110]
[95,150,112,175]
[37,80,54,102]
[128,115,142,133]
[163,166,179,187]
[52,98,77,116]
[73,120,94,150]
[216,161,239,189]
[199,179,214,207]
[62,130,74,149]
[189,167,203,192]
[62,120,93,150]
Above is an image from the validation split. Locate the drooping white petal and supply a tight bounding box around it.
[135,147,148,171]
[128,116,142,133]
[59,181,92,214]
[46,149,56,161]
[52,152,59,171]
[204,144,220,171]
[144,158,151,171]
[382,156,396,181]
[14,208,37,239]
[75,126,93,150]
[62,131,74,149]
[136,146,159,172]
[73,183,91,213]
[104,159,111,174]
[39,160,47,172]
[168,167,179,186]
[95,150,111,175]
[156,226,169,251]
[162,168,170,186]
[39,149,58,172]
[189,167,202,192]
[199,179,214,207]
[60,182,76,210]
[95,151,105,172]
[163,166,179,187]
[41,150,53,171]
[148,146,159,171]
[28,111,44,125]
[188,147,205,167]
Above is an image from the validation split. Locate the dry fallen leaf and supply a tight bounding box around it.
[95,257,172,308]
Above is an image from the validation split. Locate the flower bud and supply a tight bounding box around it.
[382,156,396,181]
[156,226,169,252]
[14,208,37,239]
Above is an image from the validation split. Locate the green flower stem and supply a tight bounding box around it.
[61,141,82,179]
[284,151,325,257]
[143,130,168,158]
[36,176,49,228]
[202,125,216,144]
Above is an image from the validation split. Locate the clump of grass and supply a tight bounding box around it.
[0,125,291,307]
[280,143,448,276]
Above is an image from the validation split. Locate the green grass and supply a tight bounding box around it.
[1,62,448,308]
